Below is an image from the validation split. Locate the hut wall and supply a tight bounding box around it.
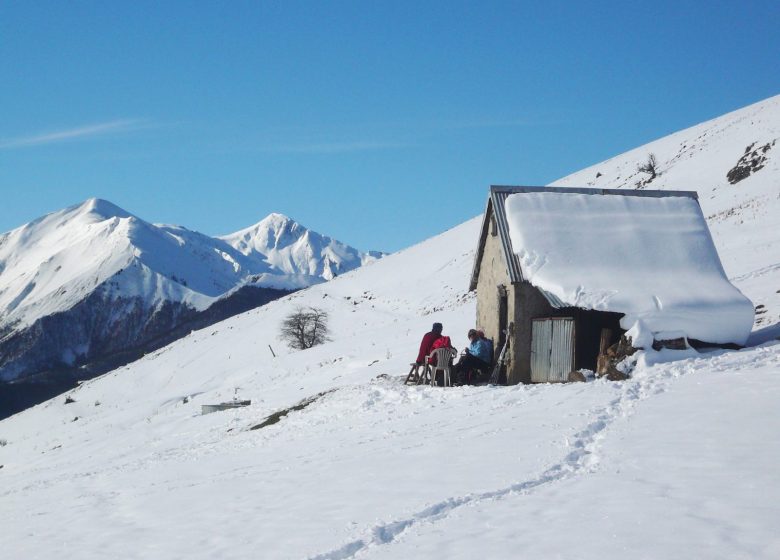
[475,223,513,365]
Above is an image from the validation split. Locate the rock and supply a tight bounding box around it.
[727,140,775,184]
[568,371,587,383]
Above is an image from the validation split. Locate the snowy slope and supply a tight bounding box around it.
[2,96,780,559]
[553,94,780,329]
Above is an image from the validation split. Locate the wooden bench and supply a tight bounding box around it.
[405,362,437,385]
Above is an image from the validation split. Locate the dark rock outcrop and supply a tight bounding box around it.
[727,140,776,184]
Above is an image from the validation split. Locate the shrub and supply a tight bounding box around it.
[280,307,330,350]
[637,153,659,180]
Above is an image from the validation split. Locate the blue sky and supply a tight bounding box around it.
[1,1,778,252]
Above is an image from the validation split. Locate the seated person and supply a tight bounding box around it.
[477,330,494,363]
[415,322,443,365]
[455,329,492,384]
[429,334,456,364]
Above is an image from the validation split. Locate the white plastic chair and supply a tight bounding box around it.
[427,347,456,387]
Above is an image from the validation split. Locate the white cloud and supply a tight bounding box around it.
[0,119,148,149]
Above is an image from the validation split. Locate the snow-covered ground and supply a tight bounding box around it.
[1,95,779,559]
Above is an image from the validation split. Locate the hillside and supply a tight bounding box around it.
[1,95,779,559]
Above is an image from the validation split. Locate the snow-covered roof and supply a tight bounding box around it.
[471,186,754,345]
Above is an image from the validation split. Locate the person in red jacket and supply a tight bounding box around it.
[416,322,443,365]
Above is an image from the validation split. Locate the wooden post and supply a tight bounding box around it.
[597,328,613,376]
[599,328,613,355]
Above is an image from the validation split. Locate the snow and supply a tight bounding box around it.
[362,343,780,560]
[503,191,754,345]
[624,319,655,348]
[1,96,779,558]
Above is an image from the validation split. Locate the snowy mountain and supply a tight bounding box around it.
[1,95,778,559]
[221,212,383,281]
[0,200,381,388]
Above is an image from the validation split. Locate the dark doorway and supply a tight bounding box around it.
[497,284,508,350]
[573,309,624,371]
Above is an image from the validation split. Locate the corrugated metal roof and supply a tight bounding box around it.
[491,189,524,286]
[468,185,700,307]
[536,287,569,309]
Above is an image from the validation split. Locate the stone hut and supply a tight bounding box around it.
[469,186,754,384]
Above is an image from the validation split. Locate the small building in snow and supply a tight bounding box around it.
[469,186,754,384]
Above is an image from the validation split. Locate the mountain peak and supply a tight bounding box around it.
[224,212,302,242]
[263,212,293,223]
[253,212,299,233]
[79,198,132,220]
[220,212,380,280]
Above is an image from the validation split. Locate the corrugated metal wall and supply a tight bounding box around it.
[531,317,575,382]
[531,319,552,383]
[550,319,575,382]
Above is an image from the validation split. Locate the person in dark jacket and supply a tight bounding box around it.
[416,322,444,365]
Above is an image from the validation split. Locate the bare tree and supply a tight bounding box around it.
[280,306,331,350]
[637,153,659,180]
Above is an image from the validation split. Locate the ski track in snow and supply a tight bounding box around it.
[307,346,771,560]
[731,262,780,282]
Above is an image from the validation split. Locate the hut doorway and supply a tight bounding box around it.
[531,317,575,382]
[497,284,508,351]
